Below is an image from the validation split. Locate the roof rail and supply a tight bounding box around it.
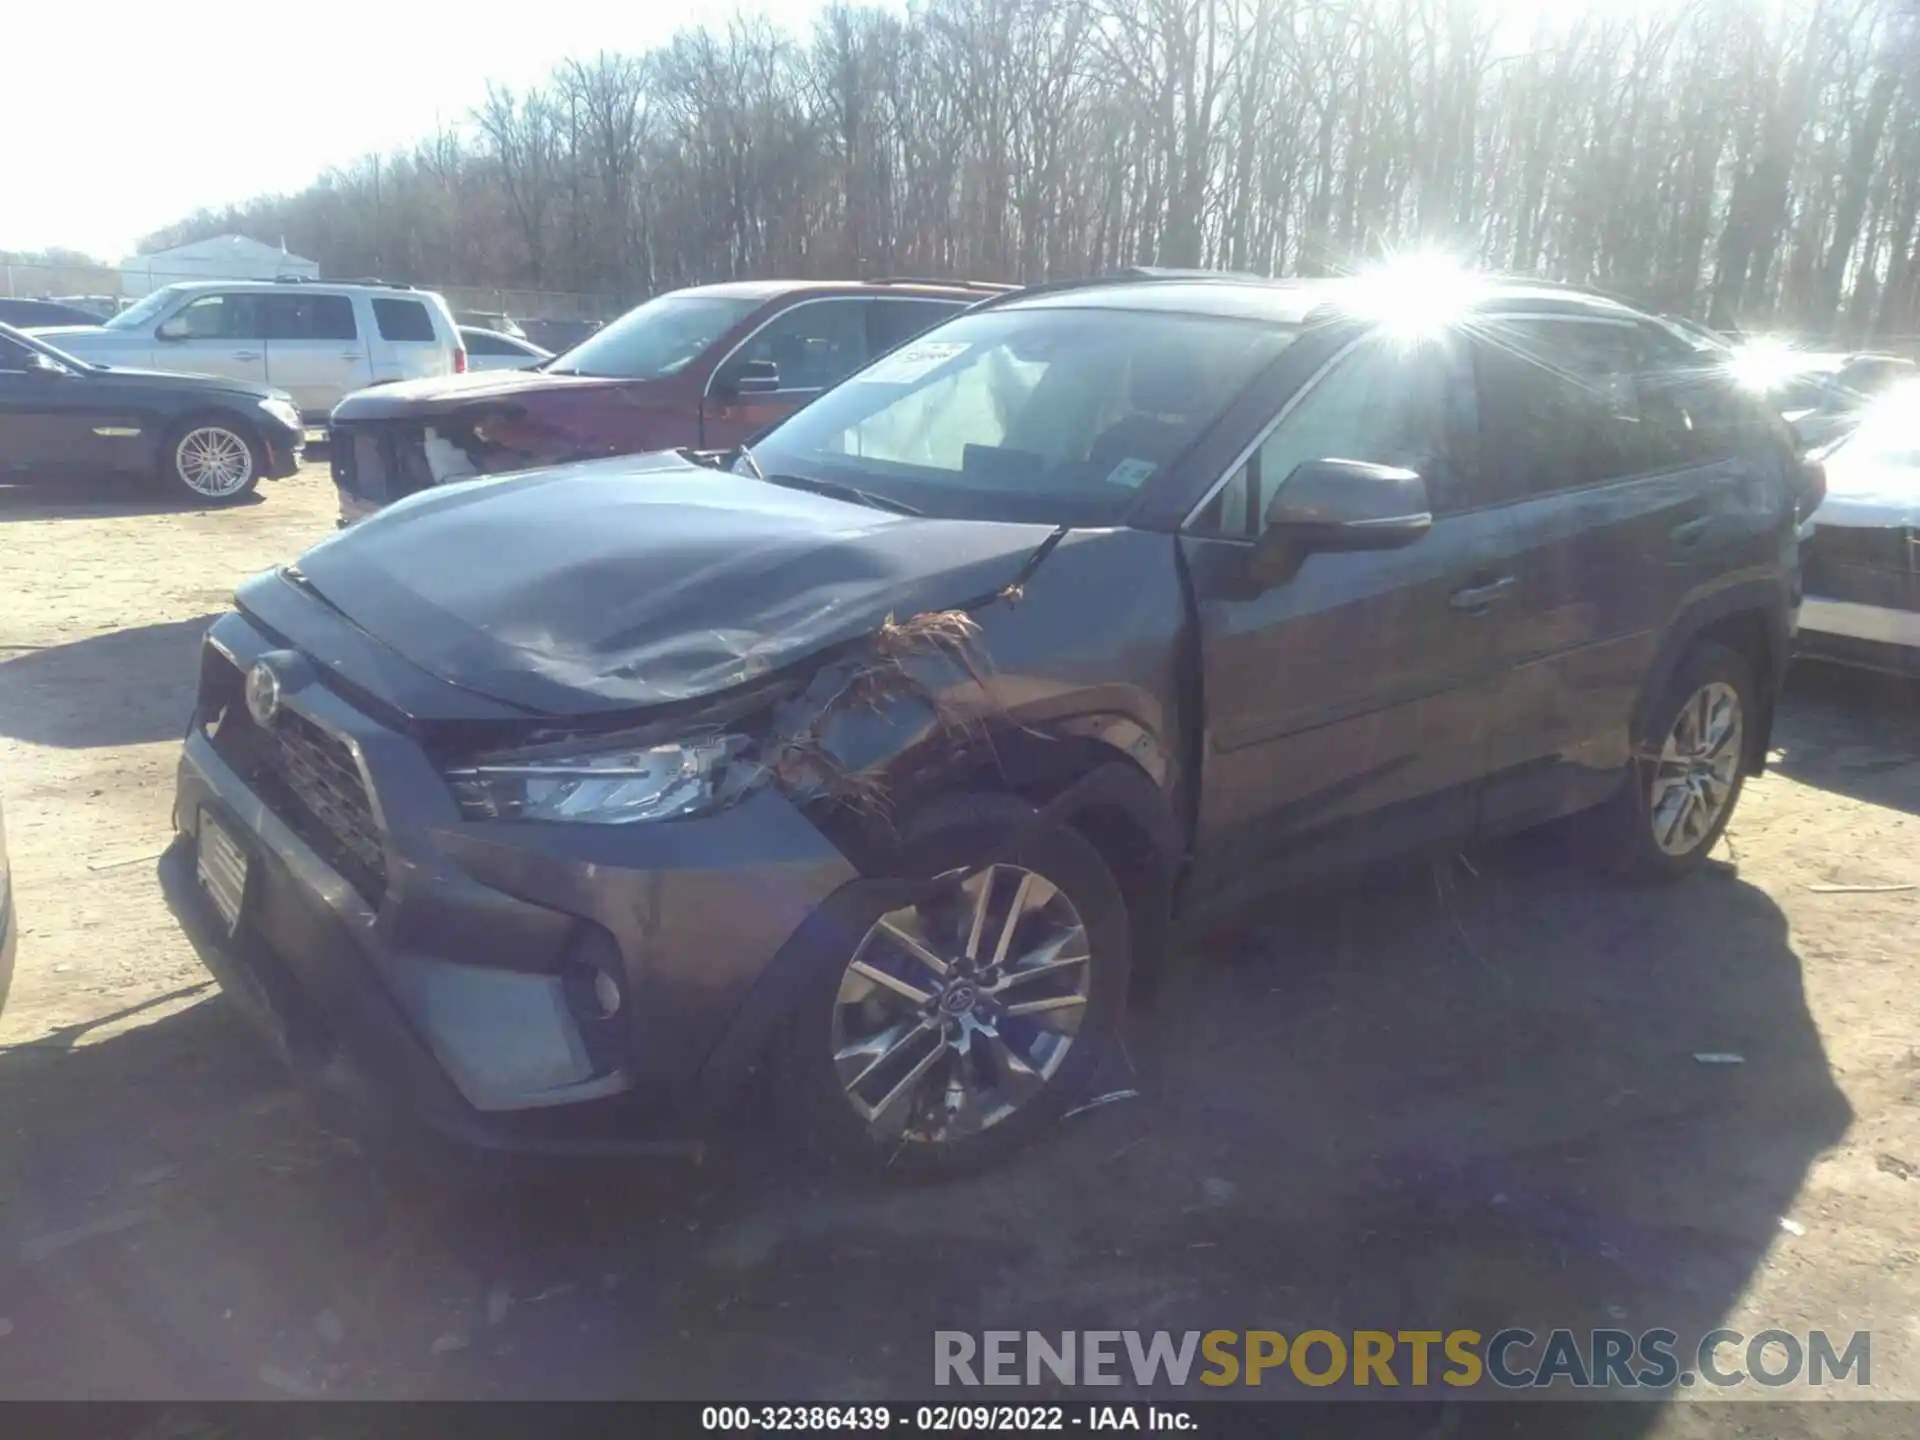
[271,274,416,290]
[966,265,1273,312]
[869,276,1019,292]
[1115,265,1271,282]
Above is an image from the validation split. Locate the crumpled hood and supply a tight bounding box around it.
[329,366,638,422]
[290,452,1062,714]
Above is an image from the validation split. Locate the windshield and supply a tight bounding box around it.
[105,287,183,331]
[547,293,761,379]
[747,306,1297,524]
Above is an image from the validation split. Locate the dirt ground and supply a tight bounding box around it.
[1,461,1917,1428]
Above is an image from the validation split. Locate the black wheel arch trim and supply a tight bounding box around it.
[1635,579,1791,777]
[691,759,1171,1117]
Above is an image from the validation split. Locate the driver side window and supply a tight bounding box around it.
[170,293,262,340]
[1193,339,1452,539]
[734,300,869,392]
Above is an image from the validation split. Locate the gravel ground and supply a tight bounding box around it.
[0,462,1916,1430]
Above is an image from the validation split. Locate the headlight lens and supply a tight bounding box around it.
[444,735,745,824]
[260,397,301,430]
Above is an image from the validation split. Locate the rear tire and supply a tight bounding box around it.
[1601,642,1755,881]
[160,416,261,503]
[781,793,1131,1179]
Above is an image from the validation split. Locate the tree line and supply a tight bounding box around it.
[140,0,1920,339]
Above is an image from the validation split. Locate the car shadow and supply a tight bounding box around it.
[0,616,214,748]
[0,476,266,522]
[0,843,1849,1418]
[1771,663,1920,815]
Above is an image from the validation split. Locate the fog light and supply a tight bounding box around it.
[560,927,626,1024]
[591,967,623,1019]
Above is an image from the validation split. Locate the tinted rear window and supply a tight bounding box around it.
[373,298,436,342]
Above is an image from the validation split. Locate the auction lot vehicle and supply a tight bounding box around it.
[31,279,464,425]
[0,322,303,502]
[1797,379,1920,676]
[0,297,105,328]
[324,278,1005,523]
[159,272,1806,1175]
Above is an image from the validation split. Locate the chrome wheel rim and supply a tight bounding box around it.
[176,427,253,496]
[1649,681,1743,856]
[831,863,1093,1145]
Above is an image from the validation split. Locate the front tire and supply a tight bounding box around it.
[161,417,261,503]
[1604,642,1755,880]
[783,794,1131,1178]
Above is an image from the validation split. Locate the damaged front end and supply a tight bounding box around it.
[330,409,617,520]
[434,606,1006,850]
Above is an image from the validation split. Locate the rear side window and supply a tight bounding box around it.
[463,331,513,356]
[372,298,436,343]
[1635,324,1753,468]
[870,299,964,355]
[264,293,357,341]
[1471,318,1645,496]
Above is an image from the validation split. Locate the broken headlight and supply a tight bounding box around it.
[444,734,748,824]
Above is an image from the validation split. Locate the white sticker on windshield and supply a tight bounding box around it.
[1103,457,1159,490]
[860,340,970,385]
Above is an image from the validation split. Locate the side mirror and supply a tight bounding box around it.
[156,317,189,342]
[22,353,67,379]
[1247,459,1431,589]
[716,357,780,397]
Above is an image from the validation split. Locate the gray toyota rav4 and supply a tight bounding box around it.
[159,272,1812,1175]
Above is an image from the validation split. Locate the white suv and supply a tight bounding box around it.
[32,279,466,424]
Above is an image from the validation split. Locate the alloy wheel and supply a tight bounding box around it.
[1648,680,1743,856]
[830,863,1093,1146]
[175,426,254,497]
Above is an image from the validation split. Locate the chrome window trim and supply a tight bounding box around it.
[700,293,879,402]
[1180,333,1370,534]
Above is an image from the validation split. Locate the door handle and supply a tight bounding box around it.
[1449,576,1517,611]
[340,352,364,361]
[1669,517,1712,548]
[232,350,261,361]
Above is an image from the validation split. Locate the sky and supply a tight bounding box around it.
[0,0,839,260]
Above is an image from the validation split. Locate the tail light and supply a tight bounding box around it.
[1795,457,1826,524]
[453,346,468,374]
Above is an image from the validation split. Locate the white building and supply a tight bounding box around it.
[119,235,320,297]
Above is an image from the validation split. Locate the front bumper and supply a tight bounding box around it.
[163,613,860,1153]
[260,422,305,480]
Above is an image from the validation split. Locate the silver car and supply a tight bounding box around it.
[31,280,466,425]
[458,325,551,372]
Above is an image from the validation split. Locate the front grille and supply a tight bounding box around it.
[200,646,389,904]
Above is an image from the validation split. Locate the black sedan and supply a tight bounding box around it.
[0,322,303,503]
[0,297,105,328]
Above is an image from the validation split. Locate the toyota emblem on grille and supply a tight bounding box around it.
[245,660,283,727]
